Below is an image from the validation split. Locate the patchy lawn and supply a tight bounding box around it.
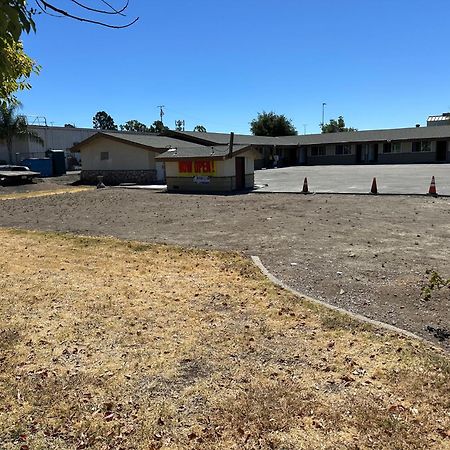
[0,186,92,201]
[0,229,448,450]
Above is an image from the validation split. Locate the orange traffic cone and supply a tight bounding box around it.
[370,177,378,194]
[428,176,437,196]
[302,177,309,194]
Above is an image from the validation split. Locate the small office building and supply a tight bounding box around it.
[156,144,260,192]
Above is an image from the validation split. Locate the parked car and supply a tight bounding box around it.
[0,165,40,185]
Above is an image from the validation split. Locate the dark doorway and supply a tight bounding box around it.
[299,146,308,165]
[436,141,447,162]
[235,157,245,190]
[370,143,379,163]
[356,144,362,163]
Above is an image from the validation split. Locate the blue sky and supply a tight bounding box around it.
[18,0,450,134]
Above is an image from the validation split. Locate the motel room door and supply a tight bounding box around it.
[235,157,245,190]
[436,141,448,161]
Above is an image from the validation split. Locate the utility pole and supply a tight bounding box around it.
[157,105,165,124]
[321,102,327,129]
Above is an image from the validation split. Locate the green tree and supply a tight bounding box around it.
[0,1,137,106]
[93,111,117,130]
[119,120,149,132]
[149,120,168,133]
[0,103,43,163]
[250,111,297,136]
[174,120,185,131]
[321,116,357,133]
[0,1,39,106]
[193,125,206,132]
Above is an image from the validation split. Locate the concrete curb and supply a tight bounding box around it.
[251,255,435,345]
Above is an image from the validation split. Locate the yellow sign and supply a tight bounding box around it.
[178,160,216,176]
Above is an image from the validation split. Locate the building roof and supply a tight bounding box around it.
[165,130,282,146]
[156,144,255,160]
[168,125,450,147]
[70,131,205,152]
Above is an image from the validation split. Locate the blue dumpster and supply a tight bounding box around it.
[21,158,53,177]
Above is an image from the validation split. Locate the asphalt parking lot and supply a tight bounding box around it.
[255,163,450,195]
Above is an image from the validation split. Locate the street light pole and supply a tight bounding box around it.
[321,102,327,129]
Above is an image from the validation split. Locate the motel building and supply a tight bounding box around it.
[156,143,261,192]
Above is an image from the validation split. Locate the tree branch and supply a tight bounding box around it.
[35,0,138,28]
[69,0,128,17]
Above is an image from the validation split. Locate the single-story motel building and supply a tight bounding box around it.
[67,117,450,192]
[165,123,450,169]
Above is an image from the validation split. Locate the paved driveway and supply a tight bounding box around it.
[255,164,450,195]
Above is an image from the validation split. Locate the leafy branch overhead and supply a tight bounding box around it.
[34,1,139,29]
[0,1,138,106]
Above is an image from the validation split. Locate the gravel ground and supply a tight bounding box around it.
[0,187,448,349]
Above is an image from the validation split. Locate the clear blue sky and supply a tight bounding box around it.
[18,0,450,134]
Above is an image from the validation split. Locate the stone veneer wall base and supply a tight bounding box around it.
[81,170,157,185]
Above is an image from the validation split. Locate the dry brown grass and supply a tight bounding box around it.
[0,229,448,450]
[0,187,92,201]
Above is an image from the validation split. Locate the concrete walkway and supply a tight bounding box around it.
[255,164,450,195]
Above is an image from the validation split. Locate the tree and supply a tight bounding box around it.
[0,103,43,163]
[174,120,185,131]
[321,116,357,133]
[93,111,117,130]
[149,120,168,133]
[0,1,137,105]
[193,125,206,132]
[4,1,138,30]
[119,120,149,132]
[250,111,297,136]
[0,1,39,106]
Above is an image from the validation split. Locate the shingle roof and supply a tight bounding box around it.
[165,131,281,145]
[156,144,253,160]
[168,125,450,147]
[71,131,205,152]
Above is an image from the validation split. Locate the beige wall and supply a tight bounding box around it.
[80,138,156,171]
[164,153,256,192]
[165,153,255,178]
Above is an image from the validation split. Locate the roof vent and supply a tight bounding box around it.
[415,124,420,128]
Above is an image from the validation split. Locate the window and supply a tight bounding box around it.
[412,141,431,152]
[100,151,109,160]
[335,145,343,155]
[311,145,326,156]
[343,144,351,155]
[392,142,401,153]
[383,143,391,153]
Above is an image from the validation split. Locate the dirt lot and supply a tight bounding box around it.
[0,187,449,349]
[1,229,449,449]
